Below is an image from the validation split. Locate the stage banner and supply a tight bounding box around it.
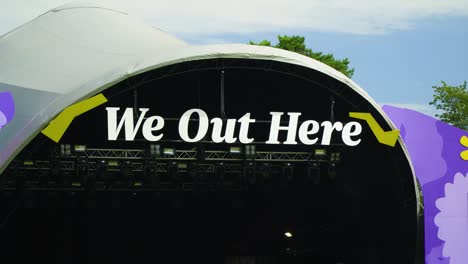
[383,105,468,264]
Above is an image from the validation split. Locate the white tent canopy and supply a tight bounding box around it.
[0,3,405,174]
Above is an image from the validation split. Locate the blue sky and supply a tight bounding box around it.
[2,0,468,116]
[180,15,468,116]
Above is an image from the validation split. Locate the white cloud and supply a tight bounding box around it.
[1,0,468,37]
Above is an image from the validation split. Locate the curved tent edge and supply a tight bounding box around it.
[1,47,418,205]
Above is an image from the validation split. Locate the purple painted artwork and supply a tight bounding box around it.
[0,91,15,130]
[383,105,468,264]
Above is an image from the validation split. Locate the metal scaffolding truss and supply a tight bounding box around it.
[84,149,145,159]
[15,160,248,174]
[5,147,333,178]
[61,148,318,162]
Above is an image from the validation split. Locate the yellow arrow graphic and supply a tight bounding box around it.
[42,94,108,143]
[349,112,400,147]
[461,136,468,161]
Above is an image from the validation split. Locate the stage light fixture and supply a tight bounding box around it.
[96,159,108,179]
[164,148,176,156]
[149,144,161,157]
[330,151,341,163]
[168,161,179,180]
[120,160,131,172]
[282,163,294,182]
[59,144,72,156]
[177,163,188,169]
[243,161,256,185]
[144,160,159,187]
[245,145,256,159]
[108,160,119,167]
[314,149,327,157]
[65,144,71,156]
[23,160,34,166]
[307,162,320,184]
[215,162,226,184]
[74,145,86,152]
[328,164,337,180]
[86,167,96,191]
[120,160,132,184]
[284,232,293,238]
[60,144,65,156]
[261,163,272,181]
[77,157,90,186]
[229,146,242,154]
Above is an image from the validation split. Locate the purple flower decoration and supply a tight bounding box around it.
[435,172,468,263]
[0,91,15,130]
[383,105,468,263]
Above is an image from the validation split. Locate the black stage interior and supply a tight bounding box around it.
[0,59,419,263]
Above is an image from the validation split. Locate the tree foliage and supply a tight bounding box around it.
[429,81,468,130]
[249,35,354,78]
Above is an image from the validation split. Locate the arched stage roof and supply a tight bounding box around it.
[0,1,415,195]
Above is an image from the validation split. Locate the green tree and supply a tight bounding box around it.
[429,81,468,130]
[249,35,354,78]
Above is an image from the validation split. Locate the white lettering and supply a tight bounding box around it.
[238,113,256,144]
[266,112,302,145]
[106,107,148,141]
[342,122,362,146]
[105,107,364,147]
[178,109,209,143]
[142,116,165,141]
[320,121,343,145]
[298,120,320,145]
[211,118,237,143]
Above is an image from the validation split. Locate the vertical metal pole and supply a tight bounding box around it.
[133,89,138,120]
[220,70,226,119]
[330,96,335,123]
[197,79,201,108]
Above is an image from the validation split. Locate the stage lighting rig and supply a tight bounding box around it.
[168,161,180,188]
[282,163,294,183]
[74,145,87,152]
[144,160,159,187]
[120,160,134,187]
[215,162,226,188]
[96,159,108,187]
[229,146,242,154]
[328,164,337,180]
[119,160,132,179]
[245,145,256,160]
[314,149,327,160]
[76,157,90,184]
[243,161,256,185]
[260,163,272,182]
[330,151,341,164]
[307,161,320,185]
[164,148,176,156]
[149,144,161,158]
[60,144,71,157]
